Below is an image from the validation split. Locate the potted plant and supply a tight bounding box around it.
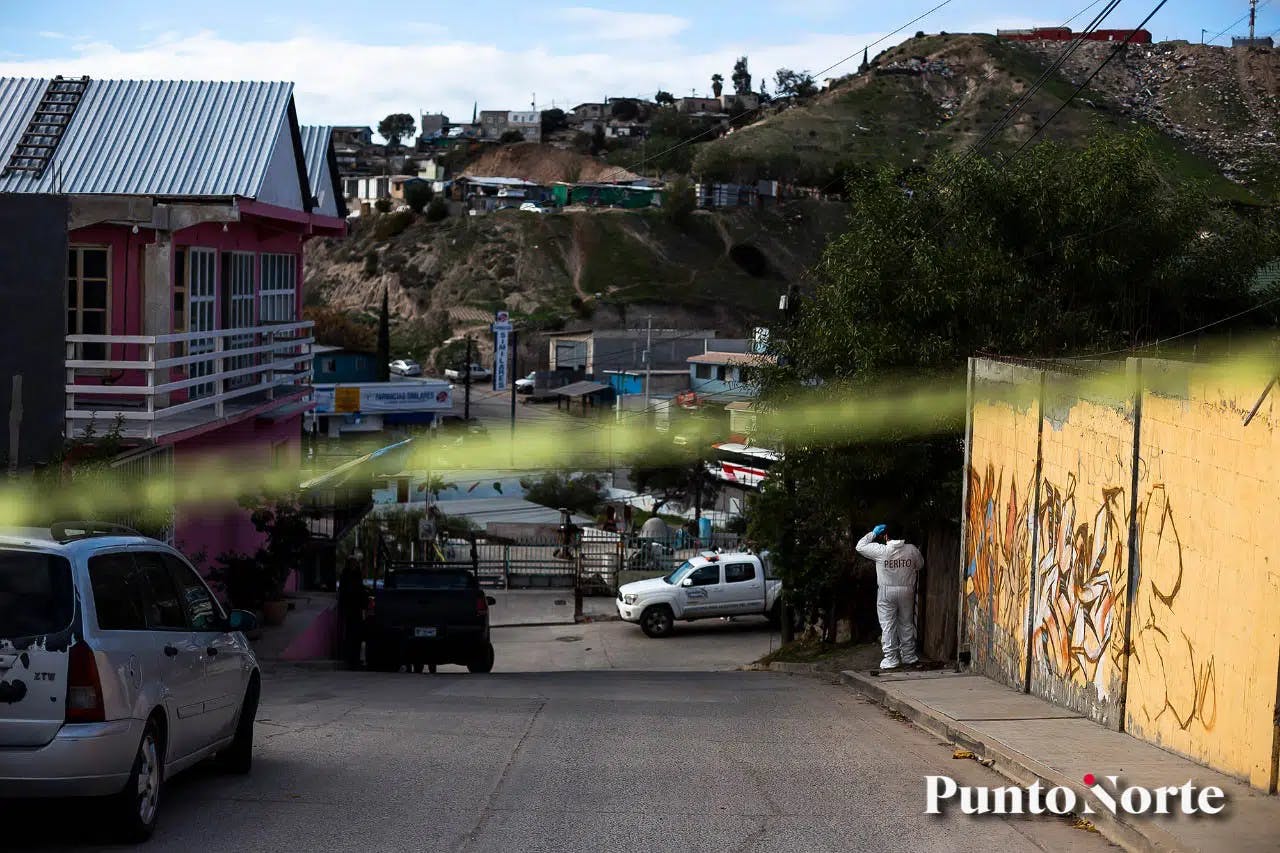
[213,492,312,627]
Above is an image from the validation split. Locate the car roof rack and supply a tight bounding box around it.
[50,520,142,542]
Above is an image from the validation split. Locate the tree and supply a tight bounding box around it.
[377,113,416,148]
[304,306,375,351]
[711,73,724,98]
[541,107,567,133]
[662,176,696,228]
[731,56,752,95]
[591,124,606,155]
[521,471,604,517]
[376,287,391,381]
[610,98,640,121]
[425,197,449,222]
[499,129,526,145]
[374,197,392,213]
[630,443,722,520]
[654,90,675,106]
[753,128,1280,629]
[774,68,819,99]
[403,180,433,213]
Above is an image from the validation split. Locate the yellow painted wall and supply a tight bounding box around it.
[1029,390,1132,728]
[1125,363,1280,790]
[966,367,1041,690]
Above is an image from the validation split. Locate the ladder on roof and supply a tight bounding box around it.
[3,75,90,179]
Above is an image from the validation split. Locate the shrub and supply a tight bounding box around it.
[404,180,433,213]
[374,197,392,213]
[373,210,413,240]
[362,252,379,277]
[425,197,449,222]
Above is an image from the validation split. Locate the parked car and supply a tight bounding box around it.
[389,358,422,376]
[514,372,537,394]
[616,551,782,638]
[444,363,492,382]
[0,523,260,841]
[363,567,496,673]
[519,202,551,214]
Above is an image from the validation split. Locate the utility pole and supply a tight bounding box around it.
[643,314,653,410]
[464,336,473,421]
[509,329,517,466]
[778,286,800,645]
[1250,0,1258,41]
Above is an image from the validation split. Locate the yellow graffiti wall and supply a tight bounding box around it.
[1029,388,1133,728]
[1126,364,1280,790]
[965,363,1041,690]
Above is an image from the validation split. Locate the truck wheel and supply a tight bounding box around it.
[467,642,495,673]
[428,664,438,674]
[640,605,674,638]
[367,643,399,673]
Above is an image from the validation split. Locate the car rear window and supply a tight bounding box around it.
[0,549,75,640]
[388,571,475,590]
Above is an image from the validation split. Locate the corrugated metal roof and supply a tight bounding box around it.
[687,351,778,366]
[0,77,294,197]
[299,125,332,201]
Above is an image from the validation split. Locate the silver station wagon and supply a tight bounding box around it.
[0,523,260,841]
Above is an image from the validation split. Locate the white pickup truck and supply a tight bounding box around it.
[444,363,492,382]
[616,552,783,638]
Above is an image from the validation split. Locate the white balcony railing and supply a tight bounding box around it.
[65,321,315,441]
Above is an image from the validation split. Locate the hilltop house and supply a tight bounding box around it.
[0,75,346,562]
[687,349,778,401]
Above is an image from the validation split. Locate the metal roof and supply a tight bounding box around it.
[554,380,611,397]
[0,77,295,197]
[299,125,331,201]
[687,351,778,366]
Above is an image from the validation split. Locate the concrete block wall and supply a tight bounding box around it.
[964,357,1280,790]
[1125,361,1280,790]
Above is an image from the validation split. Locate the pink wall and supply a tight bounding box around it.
[172,412,302,572]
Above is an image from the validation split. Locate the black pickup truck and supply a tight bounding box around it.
[363,567,496,674]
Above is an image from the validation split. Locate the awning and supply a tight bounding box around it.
[300,438,414,491]
[554,380,611,397]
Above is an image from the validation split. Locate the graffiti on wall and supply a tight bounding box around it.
[965,463,1033,642]
[1029,474,1127,699]
[1127,484,1217,733]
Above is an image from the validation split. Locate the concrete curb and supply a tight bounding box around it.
[839,670,1188,853]
[761,661,825,675]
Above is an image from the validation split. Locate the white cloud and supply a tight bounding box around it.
[556,6,691,40]
[0,28,884,139]
[38,31,69,39]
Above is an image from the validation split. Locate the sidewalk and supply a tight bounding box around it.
[843,669,1279,852]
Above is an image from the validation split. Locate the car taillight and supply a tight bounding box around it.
[476,595,488,616]
[65,641,105,724]
[366,595,376,615]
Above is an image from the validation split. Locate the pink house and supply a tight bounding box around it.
[0,76,346,566]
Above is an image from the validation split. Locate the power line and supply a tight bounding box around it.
[590,0,956,184]
[1007,0,1171,163]
[1067,294,1280,359]
[1205,0,1272,44]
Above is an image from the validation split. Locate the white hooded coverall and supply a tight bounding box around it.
[856,531,924,667]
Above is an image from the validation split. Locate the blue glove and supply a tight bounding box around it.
[872,524,887,537]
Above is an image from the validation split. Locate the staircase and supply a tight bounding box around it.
[3,76,90,179]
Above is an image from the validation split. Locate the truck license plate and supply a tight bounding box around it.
[414,627,437,638]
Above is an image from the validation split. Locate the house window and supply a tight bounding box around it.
[259,254,297,323]
[694,364,713,380]
[322,358,337,374]
[222,252,256,388]
[715,365,728,381]
[186,248,218,399]
[67,246,110,361]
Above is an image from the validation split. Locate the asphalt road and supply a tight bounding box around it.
[9,621,1111,852]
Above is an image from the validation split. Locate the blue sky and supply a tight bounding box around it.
[0,1,1270,136]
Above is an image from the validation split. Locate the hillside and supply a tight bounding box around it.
[304,201,847,363]
[693,34,1279,199]
[463,143,643,184]
[306,33,1279,364]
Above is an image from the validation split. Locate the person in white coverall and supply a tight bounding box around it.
[856,523,924,669]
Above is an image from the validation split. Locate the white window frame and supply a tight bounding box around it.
[67,244,111,362]
[223,251,256,389]
[259,253,297,323]
[186,248,218,399]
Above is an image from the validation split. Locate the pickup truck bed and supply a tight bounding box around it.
[364,568,495,673]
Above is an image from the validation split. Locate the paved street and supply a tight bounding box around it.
[9,621,1110,852]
